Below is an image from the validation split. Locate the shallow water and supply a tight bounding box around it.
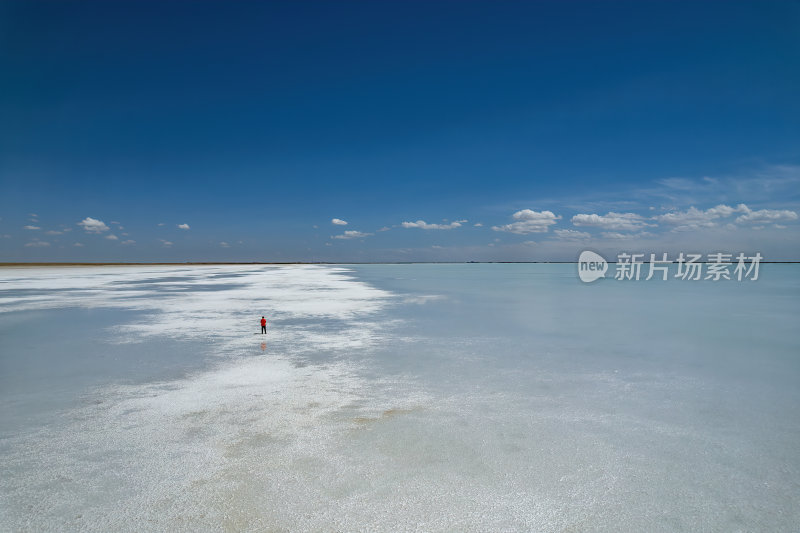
[1,264,798,531]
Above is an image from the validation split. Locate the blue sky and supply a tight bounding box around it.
[1,1,799,262]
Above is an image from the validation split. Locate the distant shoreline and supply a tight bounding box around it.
[2,261,799,267]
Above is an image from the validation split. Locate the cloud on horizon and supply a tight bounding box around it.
[652,203,798,232]
[554,229,591,241]
[571,212,653,231]
[493,210,560,234]
[4,165,800,262]
[333,230,372,239]
[401,219,466,230]
[78,217,110,233]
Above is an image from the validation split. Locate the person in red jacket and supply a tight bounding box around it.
[260,316,267,334]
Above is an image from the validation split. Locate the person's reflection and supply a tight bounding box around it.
[260,342,266,352]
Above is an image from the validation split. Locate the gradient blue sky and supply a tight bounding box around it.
[1,1,799,261]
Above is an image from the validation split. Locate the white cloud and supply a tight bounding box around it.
[177,223,190,230]
[158,223,165,226]
[650,203,797,231]
[673,223,711,232]
[44,230,63,235]
[73,242,84,247]
[735,207,798,224]
[220,241,230,248]
[653,204,746,227]
[24,225,40,230]
[705,204,741,217]
[492,210,560,234]
[1,234,11,239]
[554,229,591,240]
[105,234,118,240]
[601,231,653,240]
[571,212,652,231]
[29,213,38,218]
[160,239,173,247]
[377,226,391,232]
[333,230,372,239]
[121,239,135,245]
[522,240,536,245]
[651,204,746,232]
[331,218,348,226]
[402,219,466,230]
[24,240,50,247]
[473,223,483,227]
[78,217,110,233]
[602,232,632,240]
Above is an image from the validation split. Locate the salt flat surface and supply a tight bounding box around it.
[1,264,798,532]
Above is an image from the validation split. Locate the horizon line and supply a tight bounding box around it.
[2,261,799,267]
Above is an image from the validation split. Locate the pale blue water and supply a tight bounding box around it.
[1,264,798,531]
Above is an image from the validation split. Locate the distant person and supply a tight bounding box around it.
[260,316,267,334]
